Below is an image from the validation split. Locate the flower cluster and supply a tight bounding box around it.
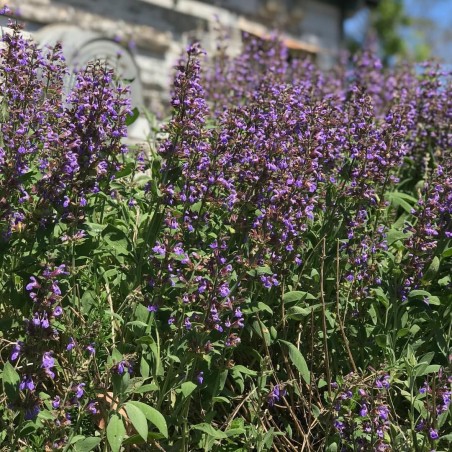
[0,18,131,239]
[331,372,392,451]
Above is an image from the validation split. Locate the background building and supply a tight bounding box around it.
[1,0,372,113]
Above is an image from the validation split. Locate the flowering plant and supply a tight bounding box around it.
[0,11,451,451]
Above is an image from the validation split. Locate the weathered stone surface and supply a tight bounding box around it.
[1,0,346,112]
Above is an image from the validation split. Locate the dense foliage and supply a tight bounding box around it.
[1,11,451,452]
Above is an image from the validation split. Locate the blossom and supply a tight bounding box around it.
[19,376,35,392]
[10,341,23,361]
[267,384,287,407]
[67,337,76,351]
[73,383,85,399]
[42,351,55,379]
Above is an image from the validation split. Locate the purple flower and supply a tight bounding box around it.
[67,337,76,351]
[19,376,35,392]
[24,404,40,420]
[73,383,85,399]
[429,428,439,440]
[196,371,204,384]
[147,304,158,312]
[360,404,368,417]
[26,276,40,291]
[52,396,61,409]
[10,342,23,361]
[152,243,166,256]
[375,374,390,389]
[86,401,99,415]
[86,344,95,355]
[218,283,230,298]
[42,351,55,379]
[267,384,287,407]
[377,405,389,421]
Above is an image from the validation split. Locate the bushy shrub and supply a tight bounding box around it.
[0,11,451,451]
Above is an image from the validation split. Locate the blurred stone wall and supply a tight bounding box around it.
[1,0,343,113]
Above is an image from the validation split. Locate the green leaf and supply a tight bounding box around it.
[69,435,86,445]
[212,396,230,405]
[442,248,452,258]
[102,224,131,256]
[133,383,158,394]
[252,320,271,346]
[180,381,197,398]
[127,401,168,438]
[372,287,389,308]
[247,265,273,277]
[386,191,417,214]
[286,306,312,319]
[193,423,227,439]
[225,428,246,437]
[397,328,410,338]
[232,365,258,377]
[386,228,409,246]
[415,364,441,376]
[422,256,440,281]
[2,361,20,401]
[438,275,451,286]
[279,340,310,384]
[283,291,315,303]
[408,290,440,305]
[37,410,55,421]
[84,222,105,235]
[257,302,273,314]
[125,402,149,441]
[126,107,140,126]
[440,433,452,443]
[73,437,102,452]
[326,442,338,452]
[139,357,150,379]
[437,410,449,429]
[375,334,388,348]
[106,414,126,452]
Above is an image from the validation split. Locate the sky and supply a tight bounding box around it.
[345,0,452,63]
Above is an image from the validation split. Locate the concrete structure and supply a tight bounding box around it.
[1,0,371,115]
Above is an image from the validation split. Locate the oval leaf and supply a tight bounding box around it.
[125,402,148,441]
[279,340,310,384]
[2,361,20,401]
[107,414,126,452]
[127,401,168,438]
[73,437,102,452]
[283,291,315,303]
[193,423,227,439]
